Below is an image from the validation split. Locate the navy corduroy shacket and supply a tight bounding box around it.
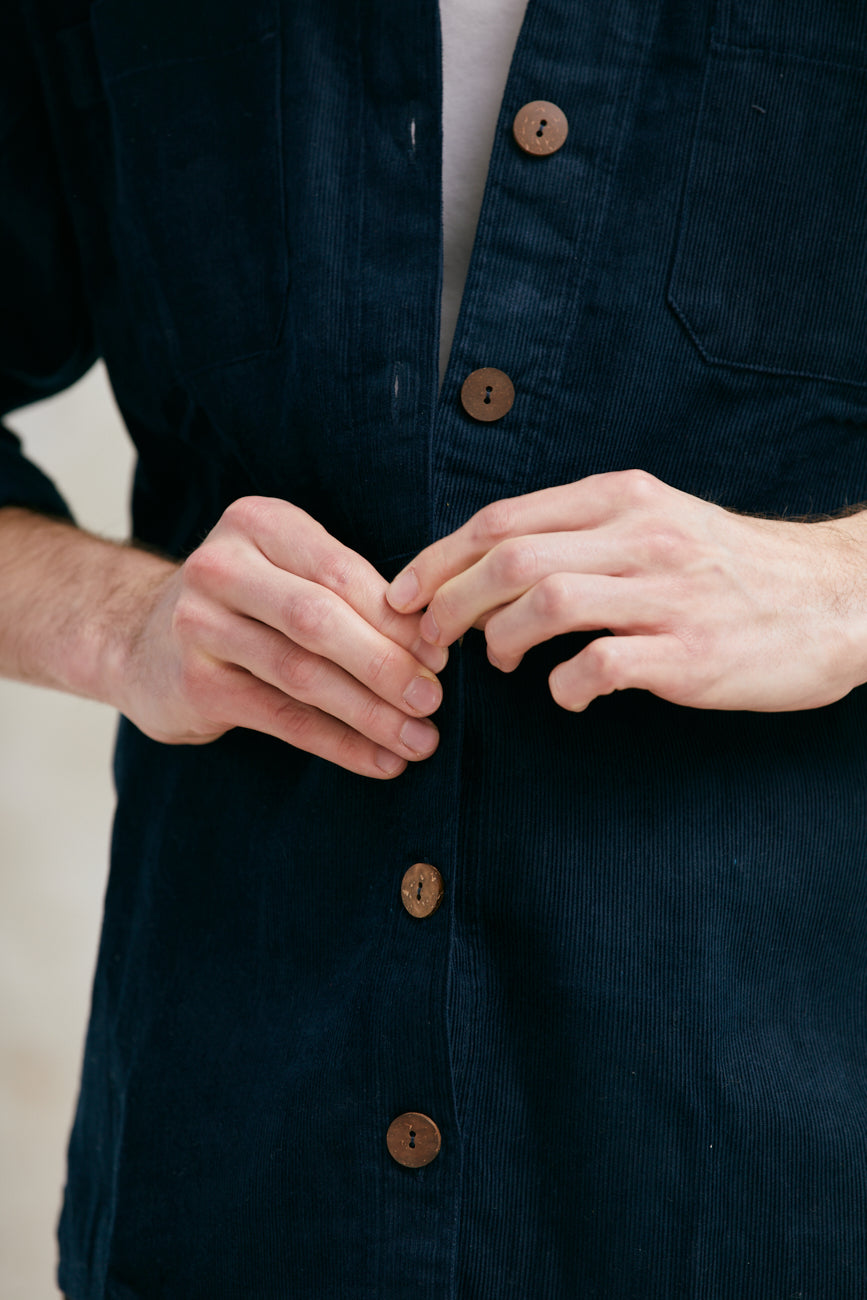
[4,1,867,1295]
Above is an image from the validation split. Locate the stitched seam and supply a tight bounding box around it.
[710,38,867,76]
[667,296,867,390]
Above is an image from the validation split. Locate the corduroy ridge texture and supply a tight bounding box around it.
[3,1,867,1295]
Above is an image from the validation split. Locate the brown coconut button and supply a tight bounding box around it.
[386,1112,442,1168]
[401,863,445,919]
[460,367,515,422]
[512,100,569,156]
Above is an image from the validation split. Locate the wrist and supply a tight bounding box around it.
[0,508,177,708]
[75,543,178,713]
[812,511,867,695]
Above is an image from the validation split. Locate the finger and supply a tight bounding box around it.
[213,558,444,718]
[198,611,440,761]
[548,633,690,712]
[387,470,668,613]
[417,531,638,647]
[214,668,413,779]
[483,573,658,669]
[225,496,447,671]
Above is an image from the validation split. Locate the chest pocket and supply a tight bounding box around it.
[668,31,867,387]
[92,0,288,378]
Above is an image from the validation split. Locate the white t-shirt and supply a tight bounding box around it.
[439,0,530,384]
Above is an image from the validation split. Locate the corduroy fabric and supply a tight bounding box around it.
[3,1,867,1295]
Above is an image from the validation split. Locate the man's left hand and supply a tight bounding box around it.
[386,470,867,713]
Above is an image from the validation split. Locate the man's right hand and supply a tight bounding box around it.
[0,498,444,779]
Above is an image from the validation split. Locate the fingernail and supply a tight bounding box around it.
[413,638,448,673]
[375,748,405,775]
[400,717,439,755]
[388,568,420,610]
[420,608,439,643]
[403,675,441,714]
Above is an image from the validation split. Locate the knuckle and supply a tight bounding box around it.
[620,468,660,509]
[314,549,355,594]
[170,591,207,645]
[183,541,233,594]
[584,637,621,689]
[493,538,537,588]
[365,644,398,689]
[222,494,274,534]
[356,692,388,736]
[484,619,510,662]
[277,644,320,696]
[273,695,318,744]
[532,572,573,621]
[285,590,332,642]
[475,497,517,544]
[640,525,682,568]
[334,726,366,767]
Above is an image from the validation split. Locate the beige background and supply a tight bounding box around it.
[1,363,134,1298]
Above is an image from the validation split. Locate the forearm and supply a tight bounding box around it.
[0,506,176,706]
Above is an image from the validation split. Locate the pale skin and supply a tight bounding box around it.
[385,469,867,714]
[0,498,445,779]
[3,470,867,780]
